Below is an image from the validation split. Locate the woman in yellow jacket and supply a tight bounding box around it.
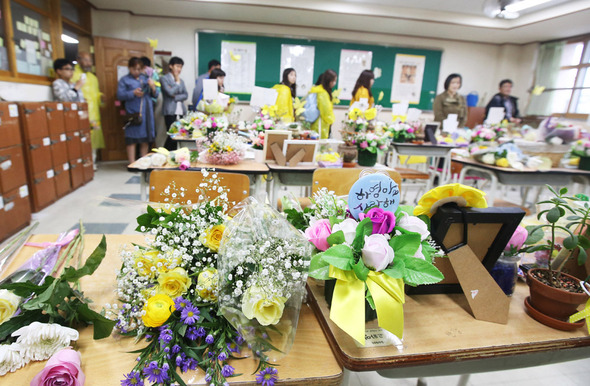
[272,68,296,122]
[350,69,375,107]
[309,69,337,139]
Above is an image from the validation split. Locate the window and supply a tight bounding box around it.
[0,11,8,72]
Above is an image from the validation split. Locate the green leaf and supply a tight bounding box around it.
[559,187,568,195]
[382,259,405,279]
[546,207,561,223]
[0,278,51,296]
[76,303,116,339]
[578,246,588,265]
[327,230,345,246]
[417,214,431,230]
[171,370,188,386]
[563,235,579,250]
[352,218,373,251]
[546,185,558,196]
[567,215,582,221]
[309,253,331,280]
[322,245,354,270]
[524,244,551,252]
[524,225,545,245]
[353,259,369,281]
[402,258,444,286]
[391,233,421,260]
[579,235,590,249]
[63,236,107,282]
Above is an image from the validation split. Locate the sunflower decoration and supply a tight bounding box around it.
[414,183,488,217]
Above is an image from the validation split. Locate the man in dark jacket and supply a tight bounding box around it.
[485,79,521,123]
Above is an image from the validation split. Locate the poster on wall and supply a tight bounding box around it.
[280,44,315,97]
[390,54,425,104]
[221,41,257,94]
[338,49,373,101]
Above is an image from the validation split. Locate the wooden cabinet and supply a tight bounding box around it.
[80,129,92,158]
[29,170,57,210]
[63,102,79,133]
[0,145,27,193]
[27,137,53,176]
[19,102,49,140]
[78,103,90,131]
[70,159,84,189]
[46,102,66,136]
[82,158,94,183]
[54,163,72,198]
[0,186,32,240]
[66,131,82,160]
[0,103,23,148]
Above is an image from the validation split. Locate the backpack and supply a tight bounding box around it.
[302,92,320,123]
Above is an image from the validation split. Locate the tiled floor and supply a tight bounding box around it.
[30,161,590,385]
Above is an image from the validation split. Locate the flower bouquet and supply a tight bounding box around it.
[570,138,590,171]
[168,111,208,138]
[387,121,416,143]
[471,125,507,143]
[353,131,390,167]
[198,131,247,165]
[218,197,312,361]
[152,147,199,170]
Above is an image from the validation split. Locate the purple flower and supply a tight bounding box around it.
[227,342,239,353]
[221,364,235,377]
[205,334,214,345]
[218,352,228,361]
[235,335,244,345]
[172,344,181,354]
[205,373,212,383]
[159,327,173,345]
[121,370,142,386]
[256,367,278,386]
[174,296,191,310]
[175,353,185,367]
[143,361,169,384]
[180,305,200,325]
[186,327,198,341]
[196,327,206,338]
[359,207,396,234]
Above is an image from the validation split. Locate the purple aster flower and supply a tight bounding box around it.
[256,367,278,386]
[121,370,142,386]
[196,327,206,337]
[143,361,169,384]
[205,373,212,383]
[180,305,200,325]
[174,296,191,310]
[218,351,228,361]
[207,351,215,358]
[221,364,235,378]
[235,335,245,345]
[205,334,214,345]
[227,342,240,353]
[186,327,198,341]
[145,334,152,340]
[172,344,181,354]
[159,329,173,345]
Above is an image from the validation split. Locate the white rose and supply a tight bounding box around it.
[331,218,358,245]
[482,153,495,165]
[361,234,394,272]
[150,153,167,167]
[397,215,429,241]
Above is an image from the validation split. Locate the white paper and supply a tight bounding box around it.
[74,131,80,136]
[280,44,315,97]
[60,134,67,142]
[486,107,505,124]
[57,103,63,111]
[63,163,70,171]
[391,102,409,117]
[221,41,256,94]
[217,93,230,108]
[391,54,426,104]
[4,202,13,212]
[72,103,78,111]
[25,40,37,64]
[117,65,128,81]
[81,137,87,143]
[8,104,18,117]
[43,137,50,146]
[0,197,3,210]
[250,86,278,108]
[338,49,373,101]
[350,100,369,112]
[1,160,12,170]
[202,79,218,100]
[19,185,29,198]
[443,118,459,133]
[406,108,422,122]
[46,169,54,179]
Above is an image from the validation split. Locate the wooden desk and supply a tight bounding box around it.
[127,157,270,201]
[306,279,590,376]
[388,143,456,185]
[1,235,342,385]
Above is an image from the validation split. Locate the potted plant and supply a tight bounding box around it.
[353,131,389,167]
[521,185,590,330]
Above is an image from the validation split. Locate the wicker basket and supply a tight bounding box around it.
[517,142,569,168]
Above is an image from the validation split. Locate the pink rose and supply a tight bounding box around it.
[264,122,271,129]
[361,234,394,271]
[31,348,85,386]
[180,128,188,135]
[359,208,396,234]
[304,219,332,251]
[179,160,191,170]
[360,141,369,149]
[505,225,528,251]
[195,119,202,126]
[251,123,257,130]
[407,127,414,133]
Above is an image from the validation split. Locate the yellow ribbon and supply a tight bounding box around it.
[329,266,405,345]
[348,107,377,121]
[569,298,590,334]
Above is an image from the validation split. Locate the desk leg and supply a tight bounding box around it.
[140,171,147,201]
[253,175,263,201]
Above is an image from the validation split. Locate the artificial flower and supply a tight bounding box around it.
[203,225,225,252]
[364,107,377,121]
[197,268,218,302]
[361,234,394,271]
[331,218,358,245]
[304,219,332,251]
[396,215,429,241]
[505,226,528,252]
[30,348,85,386]
[359,208,396,234]
[150,153,167,167]
[496,157,509,168]
[157,267,192,298]
[0,343,26,376]
[413,183,487,217]
[142,294,175,327]
[0,289,21,325]
[348,108,363,120]
[241,286,287,326]
[12,322,79,362]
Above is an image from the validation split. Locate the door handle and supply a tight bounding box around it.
[33,178,43,184]
[24,109,34,114]
[0,155,10,163]
[46,107,54,112]
[3,195,16,203]
[30,144,40,150]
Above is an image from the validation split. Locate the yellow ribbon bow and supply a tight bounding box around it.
[329,266,405,345]
[569,298,590,334]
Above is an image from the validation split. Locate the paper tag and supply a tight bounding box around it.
[4,202,14,211]
[8,104,18,117]
[77,158,82,163]
[57,103,63,111]
[0,197,3,210]
[74,131,80,136]
[63,163,70,171]
[81,137,87,143]
[46,169,54,179]
[60,134,67,142]
[19,185,29,198]
[1,160,12,170]
[471,289,479,299]
[43,137,51,146]
[72,103,78,110]
[353,328,404,349]
[348,173,400,219]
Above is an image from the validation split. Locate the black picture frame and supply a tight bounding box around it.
[424,122,440,144]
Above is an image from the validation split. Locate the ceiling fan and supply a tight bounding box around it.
[482,0,552,19]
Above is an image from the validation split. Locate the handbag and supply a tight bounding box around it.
[123,97,143,129]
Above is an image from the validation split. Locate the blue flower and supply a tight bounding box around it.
[180,305,200,325]
[143,361,169,384]
[196,327,206,337]
[172,344,181,354]
[186,327,198,341]
[121,370,142,386]
[174,296,191,310]
[221,364,235,378]
[218,351,227,361]
[205,334,214,345]
[256,367,278,386]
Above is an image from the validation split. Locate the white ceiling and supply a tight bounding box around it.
[88,0,590,44]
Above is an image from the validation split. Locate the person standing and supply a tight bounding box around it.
[117,57,159,164]
[161,56,188,150]
[140,56,161,104]
[71,52,105,165]
[350,70,375,107]
[433,73,467,128]
[52,59,85,102]
[485,79,521,124]
[273,68,296,122]
[192,59,221,108]
[309,69,337,139]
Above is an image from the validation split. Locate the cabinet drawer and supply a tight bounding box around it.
[0,145,27,193]
[54,166,71,198]
[19,102,49,140]
[45,102,66,136]
[69,159,84,190]
[29,170,57,212]
[66,131,82,160]
[82,157,94,183]
[26,137,53,176]
[50,134,69,169]
[0,185,32,241]
[80,129,93,158]
[0,103,23,148]
[63,102,79,133]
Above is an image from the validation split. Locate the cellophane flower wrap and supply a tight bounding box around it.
[199,131,246,165]
[218,197,312,361]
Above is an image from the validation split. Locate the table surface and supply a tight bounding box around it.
[127,157,270,175]
[306,278,590,372]
[453,156,590,176]
[1,235,343,385]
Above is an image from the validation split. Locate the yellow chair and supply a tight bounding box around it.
[311,168,402,196]
[149,170,250,206]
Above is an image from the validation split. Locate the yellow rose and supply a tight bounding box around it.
[157,267,192,298]
[0,290,21,325]
[197,268,218,302]
[142,294,175,327]
[241,286,287,326]
[134,250,156,278]
[203,225,225,252]
[496,158,509,168]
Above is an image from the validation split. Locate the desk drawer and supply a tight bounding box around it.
[0,185,31,241]
[45,102,66,136]
[0,145,27,193]
[30,170,57,212]
[0,103,23,148]
[26,137,53,176]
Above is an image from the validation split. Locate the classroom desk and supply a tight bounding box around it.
[127,156,269,201]
[388,143,455,185]
[1,234,343,386]
[306,279,590,378]
[171,136,198,149]
[453,156,590,206]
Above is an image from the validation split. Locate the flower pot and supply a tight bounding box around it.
[337,144,357,164]
[324,279,377,323]
[579,156,590,171]
[357,150,378,167]
[253,148,265,163]
[525,268,588,329]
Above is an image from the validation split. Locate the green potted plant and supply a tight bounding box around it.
[352,131,389,167]
[522,185,590,330]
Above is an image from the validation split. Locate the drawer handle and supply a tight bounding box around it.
[50,139,58,145]
[3,195,16,203]
[30,144,40,150]
[66,136,72,141]
[46,107,55,112]
[33,178,43,184]
[0,155,10,162]
[64,107,70,112]
[54,169,62,176]
[70,164,77,169]
[24,109,34,114]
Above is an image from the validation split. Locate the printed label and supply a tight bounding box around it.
[74,131,80,136]
[81,137,87,142]
[46,169,54,179]
[353,328,404,349]
[63,163,70,171]
[4,202,14,211]
[57,103,64,111]
[8,104,18,117]
[60,134,67,142]
[0,160,12,170]
[43,137,51,146]
[19,185,29,198]
[72,103,78,110]
[0,197,3,210]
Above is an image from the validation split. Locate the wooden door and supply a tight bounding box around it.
[94,36,152,161]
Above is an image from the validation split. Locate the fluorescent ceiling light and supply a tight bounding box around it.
[61,34,79,44]
[504,0,552,13]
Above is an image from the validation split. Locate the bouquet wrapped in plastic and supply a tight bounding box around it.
[218,198,312,361]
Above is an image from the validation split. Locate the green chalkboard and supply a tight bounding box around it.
[197,32,441,110]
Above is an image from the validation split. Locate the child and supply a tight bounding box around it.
[52,58,85,102]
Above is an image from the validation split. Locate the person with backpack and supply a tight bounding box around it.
[308,69,337,139]
[272,68,296,122]
[350,69,375,107]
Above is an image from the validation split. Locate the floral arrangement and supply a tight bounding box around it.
[113,171,287,385]
[316,151,342,168]
[246,112,277,132]
[570,138,590,158]
[199,131,247,165]
[387,121,417,143]
[353,131,390,154]
[152,147,198,169]
[471,125,507,143]
[251,131,265,150]
[168,111,208,138]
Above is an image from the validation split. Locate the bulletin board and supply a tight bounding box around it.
[196,31,441,110]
